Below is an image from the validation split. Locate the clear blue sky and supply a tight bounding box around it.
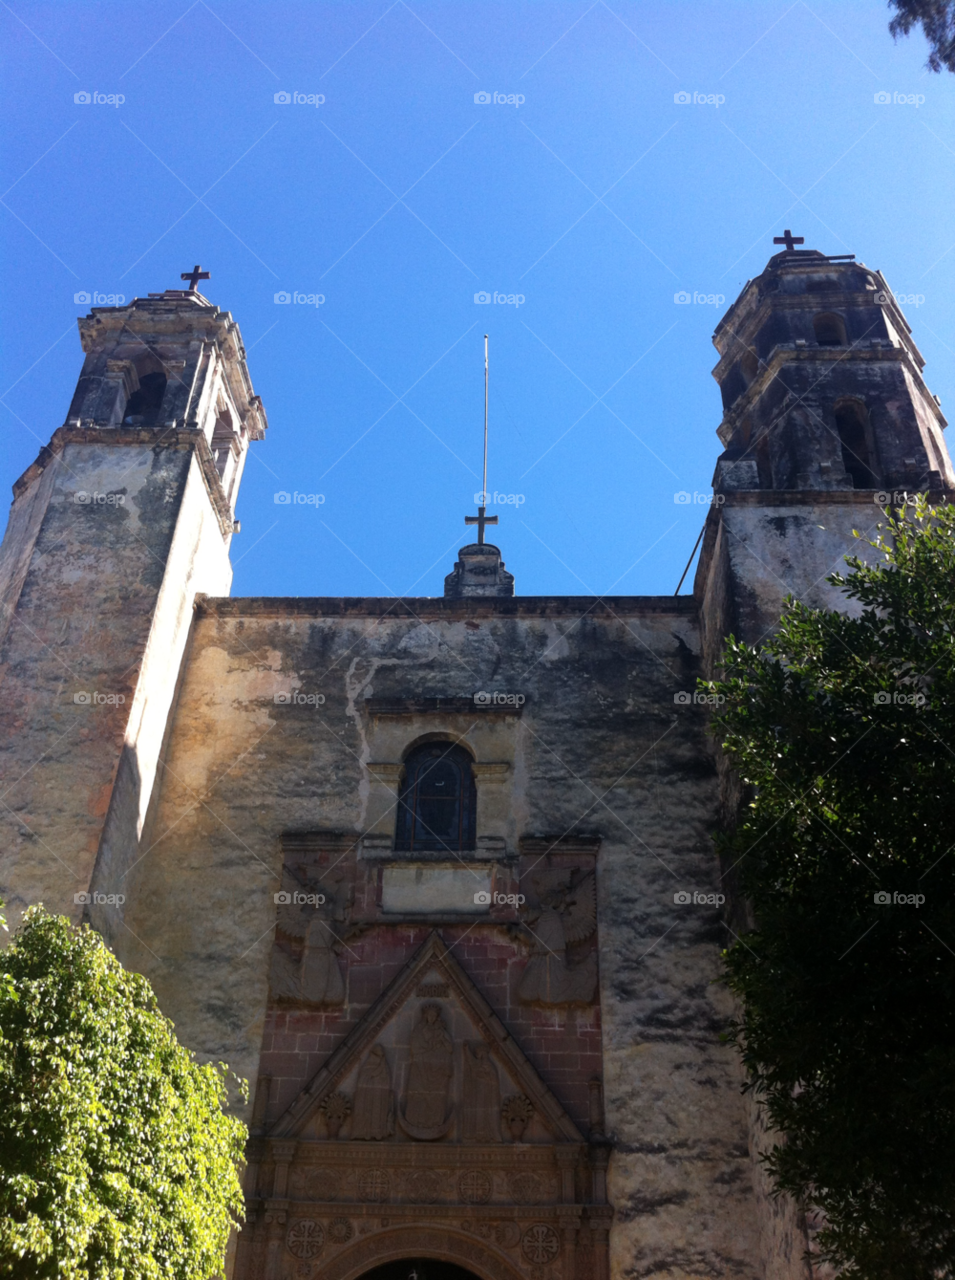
[2,1,953,598]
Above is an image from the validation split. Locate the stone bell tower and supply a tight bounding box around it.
[697,242,953,661]
[0,278,267,938]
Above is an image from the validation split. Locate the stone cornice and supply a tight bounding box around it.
[194,594,700,620]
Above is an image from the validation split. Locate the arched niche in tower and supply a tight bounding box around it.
[835,398,877,488]
[813,313,848,347]
[122,356,167,427]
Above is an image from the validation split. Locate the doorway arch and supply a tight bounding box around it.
[356,1260,481,1280]
[317,1225,525,1280]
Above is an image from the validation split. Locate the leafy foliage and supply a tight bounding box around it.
[710,498,955,1279]
[0,907,246,1279]
[889,0,955,72]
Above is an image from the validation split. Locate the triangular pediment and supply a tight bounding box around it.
[270,931,583,1144]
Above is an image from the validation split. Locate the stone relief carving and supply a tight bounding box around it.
[399,1003,454,1140]
[270,869,354,1006]
[501,1093,535,1141]
[327,1218,354,1245]
[522,1223,561,1265]
[286,1220,324,1259]
[320,1091,351,1139]
[351,1046,395,1140]
[518,869,597,1005]
[462,1040,501,1141]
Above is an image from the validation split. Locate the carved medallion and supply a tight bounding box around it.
[327,1217,354,1245]
[458,1169,492,1204]
[521,1224,560,1265]
[358,1168,390,1202]
[404,1169,442,1202]
[508,1171,543,1203]
[286,1220,325,1259]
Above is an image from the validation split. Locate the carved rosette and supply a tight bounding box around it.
[458,1169,492,1204]
[327,1217,354,1245]
[357,1168,390,1202]
[521,1223,561,1265]
[286,1219,325,1259]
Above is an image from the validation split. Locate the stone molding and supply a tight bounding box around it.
[193,594,701,620]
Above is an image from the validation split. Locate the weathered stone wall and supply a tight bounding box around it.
[115,594,765,1279]
[0,431,232,930]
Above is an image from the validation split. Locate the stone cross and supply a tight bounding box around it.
[465,505,498,545]
[180,264,210,291]
[773,230,804,252]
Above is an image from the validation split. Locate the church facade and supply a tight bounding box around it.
[0,246,949,1280]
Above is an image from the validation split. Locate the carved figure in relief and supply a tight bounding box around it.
[399,1003,454,1139]
[518,869,597,1005]
[270,870,352,1005]
[351,1045,395,1139]
[462,1041,500,1141]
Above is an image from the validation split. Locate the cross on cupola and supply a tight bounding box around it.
[465,505,498,545]
[180,264,210,291]
[773,230,804,252]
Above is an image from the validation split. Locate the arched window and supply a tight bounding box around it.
[123,370,167,425]
[835,400,877,488]
[740,350,759,387]
[395,743,476,852]
[813,313,847,347]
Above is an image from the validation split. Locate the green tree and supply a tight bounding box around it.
[0,907,246,1279]
[889,1,955,72]
[711,497,955,1279]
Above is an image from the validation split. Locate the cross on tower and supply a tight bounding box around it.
[465,504,498,545]
[773,230,804,252]
[180,264,210,291]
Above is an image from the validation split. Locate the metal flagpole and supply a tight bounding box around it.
[483,334,489,505]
